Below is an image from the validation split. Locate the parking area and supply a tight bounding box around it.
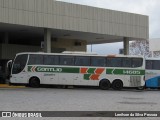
[0,87,159,120]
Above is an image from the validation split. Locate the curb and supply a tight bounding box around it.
[0,84,25,88]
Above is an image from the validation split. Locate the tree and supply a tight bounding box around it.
[129,40,160,58]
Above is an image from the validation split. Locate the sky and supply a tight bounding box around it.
[57,0,160,54]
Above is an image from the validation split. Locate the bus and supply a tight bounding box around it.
[9,52,145,90]
[145,58,160,88]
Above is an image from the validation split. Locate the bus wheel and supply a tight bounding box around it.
[112,80,123,90]
[136,86,144,90]
[99,79,110,90]
[29,77,40,88]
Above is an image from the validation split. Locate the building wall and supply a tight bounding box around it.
[0,44,41,59]
[0,0,148,39]
[51,38,87,52]
[0,38,87,59]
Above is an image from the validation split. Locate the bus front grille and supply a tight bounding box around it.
[130,76,141,87]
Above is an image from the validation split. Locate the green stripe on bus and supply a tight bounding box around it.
[106,68,145,75]
[28,66,79,73]
[28,66,145,75]
[87,68,96,74]
[84,74,91,80]
[61,67,79,73]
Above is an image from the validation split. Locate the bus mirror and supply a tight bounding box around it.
[7,60,12,69]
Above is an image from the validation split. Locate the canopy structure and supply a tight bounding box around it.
[0,0,149,59]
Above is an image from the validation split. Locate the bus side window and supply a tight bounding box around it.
[146,60,152,69]
[132,58,143,68]
[152,60,160,70]
[106,57,122,67]
[91,57,105,67]
[60,56,74,66]
[28,54,43,65]
[75,56,90,66]
[122,58,131,67]
[44,55,59,65]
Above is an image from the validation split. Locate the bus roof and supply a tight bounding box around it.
[145,57,160,60]
[15,52,144,58]
[62,51,97,55]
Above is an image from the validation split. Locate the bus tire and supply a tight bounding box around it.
[136,86,144,90]
[99,79,110,90]
[112,80,123,90]
[29,77,40,88]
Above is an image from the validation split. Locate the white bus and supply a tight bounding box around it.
[145,58,160,88]
[9,52,145,90]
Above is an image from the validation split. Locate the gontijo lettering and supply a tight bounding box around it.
[37,67,62,72]
[28,66,63,72]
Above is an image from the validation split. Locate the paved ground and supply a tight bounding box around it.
[0,87,159,120]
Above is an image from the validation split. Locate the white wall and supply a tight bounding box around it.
[0,0,148,39]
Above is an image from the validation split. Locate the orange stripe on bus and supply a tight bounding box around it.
[95,68,105,74]
[90,74,99,80]
[80,68,88,74]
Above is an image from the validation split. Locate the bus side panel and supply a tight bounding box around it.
[10,66,29,84]
[10,73,29,84]
[74,73,89,86]
[42,72,59,85]
[59,73,74,85]
[105,75,145,87]
[102,74,131,87]
[145,70,160,88]
[145,77,159,88]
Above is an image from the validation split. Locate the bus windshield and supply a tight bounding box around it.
[12,54,28,74]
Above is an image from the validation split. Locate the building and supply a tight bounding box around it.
[0,0,149,83]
